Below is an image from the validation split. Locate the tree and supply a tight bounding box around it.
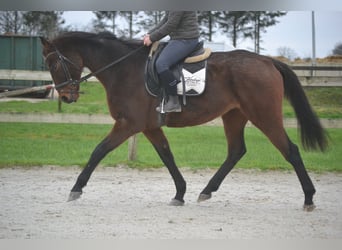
[135,11,163,36]
[92,11,132,35]
[1,11,65,37]
[248,11,287,54]
[332,42,342,55]
[93,11,119,34]
[22,11,65,37]
[217,11,252,47]
[120,11,134,38]
[0,11,24,34]
[197,11,220,41]
[277,46,297,60]
[118,11,140,38]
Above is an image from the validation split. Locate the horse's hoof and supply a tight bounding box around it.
[169,198,185,206]
[67,191,82,202]
[303,203,316,212]
[197,193,211,202]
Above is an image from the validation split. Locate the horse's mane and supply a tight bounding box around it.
[54,31,143,49]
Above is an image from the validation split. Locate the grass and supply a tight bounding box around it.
[0,122,341,172]
[282,87,342,118]
[0,82,341,171]
[0,82,341,118]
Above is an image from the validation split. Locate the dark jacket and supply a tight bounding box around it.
[149,11,200,42]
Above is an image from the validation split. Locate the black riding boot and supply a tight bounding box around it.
[156,70,181,113]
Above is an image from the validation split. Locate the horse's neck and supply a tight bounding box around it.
[78,41,126,76]
[77,44,106,73]
[78,41,144,91]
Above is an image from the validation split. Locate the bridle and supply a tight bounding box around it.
[45,45,145,92]
[44,49,82,91]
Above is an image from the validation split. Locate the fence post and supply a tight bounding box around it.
[58,96,62,112]
[128,135,138,161]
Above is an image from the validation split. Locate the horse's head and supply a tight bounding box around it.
[40,37,83,103]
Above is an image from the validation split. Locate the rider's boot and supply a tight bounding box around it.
[156,70,181,113]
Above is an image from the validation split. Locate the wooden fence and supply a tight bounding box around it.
[1,65,341,89]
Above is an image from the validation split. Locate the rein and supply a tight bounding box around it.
[50,45,145,90]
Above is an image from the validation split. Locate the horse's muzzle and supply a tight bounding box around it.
[59,88,84,103]
[60,95,76,103]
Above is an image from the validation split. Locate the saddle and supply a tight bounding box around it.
[144,41,211,102]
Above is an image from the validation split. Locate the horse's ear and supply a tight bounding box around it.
[40,37,51,47]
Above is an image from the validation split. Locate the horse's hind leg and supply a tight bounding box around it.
[199,110,248,202]
[254,119,316,211]
[143,128,186,206]
[287,139,316,211]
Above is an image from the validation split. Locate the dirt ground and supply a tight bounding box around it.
[0,165,341,239]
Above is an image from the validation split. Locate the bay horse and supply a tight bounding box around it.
[40,32,327,211]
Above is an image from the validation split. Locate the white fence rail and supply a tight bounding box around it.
[0,70,52,81]
[0,69,98,82]
[0,70,53,98]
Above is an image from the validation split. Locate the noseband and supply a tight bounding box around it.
[45,45,145,92]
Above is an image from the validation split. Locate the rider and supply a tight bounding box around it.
[143,11,200,113]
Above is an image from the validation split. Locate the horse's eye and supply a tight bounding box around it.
[49,61,58,72]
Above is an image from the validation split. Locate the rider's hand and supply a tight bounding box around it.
[143,34,152,46]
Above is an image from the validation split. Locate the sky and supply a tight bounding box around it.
[62,11,342,58]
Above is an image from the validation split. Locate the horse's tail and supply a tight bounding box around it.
[272,59,328,152]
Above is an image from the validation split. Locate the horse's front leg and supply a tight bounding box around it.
[68,123,133,201]
[143,128,186,206]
